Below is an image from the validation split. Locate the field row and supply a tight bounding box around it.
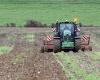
[54,52,100,80]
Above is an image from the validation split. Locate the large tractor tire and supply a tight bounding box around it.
[73,39,81,52]
[53,39,61,53]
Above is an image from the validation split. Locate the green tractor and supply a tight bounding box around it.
[53,21,81,53]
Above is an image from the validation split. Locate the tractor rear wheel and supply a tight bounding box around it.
[53,39,61,53]
[74,39,81,52]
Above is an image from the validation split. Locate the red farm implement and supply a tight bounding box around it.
[81,34,92,51]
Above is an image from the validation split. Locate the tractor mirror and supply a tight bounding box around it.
[52,28,56,32]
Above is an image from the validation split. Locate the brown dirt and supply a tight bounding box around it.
[0,27,100,80]
[0,33,67,80]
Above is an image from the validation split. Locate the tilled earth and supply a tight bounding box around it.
[0,27,100,80]
[0,31,67,80]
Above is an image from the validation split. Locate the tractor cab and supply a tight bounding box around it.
[53,21,81,52]
[56,22,77,40]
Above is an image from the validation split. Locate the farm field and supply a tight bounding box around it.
[1,0,100,4]
[0,0,100,26]
[0,27,100,80]
[0,0,100,80]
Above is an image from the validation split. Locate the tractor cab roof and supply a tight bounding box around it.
[56,21,76,25]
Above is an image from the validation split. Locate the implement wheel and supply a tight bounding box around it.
[40,46,44,53]
[40,45,48,53]
[89,46,92,51]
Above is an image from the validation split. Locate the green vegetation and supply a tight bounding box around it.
[86,52,100,64]
[11,54,24,64]
[23,34,34,42]
[1,0,100,4]
[88,52,100,59]
[0,46,12,55]
[0,0,100,26]
[55,52,100,80]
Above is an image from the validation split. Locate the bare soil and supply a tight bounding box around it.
[0,31,67,80]
[0,27,100,80]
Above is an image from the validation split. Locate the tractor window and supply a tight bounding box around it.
[60,23,74,32]
[60,24,66,31]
